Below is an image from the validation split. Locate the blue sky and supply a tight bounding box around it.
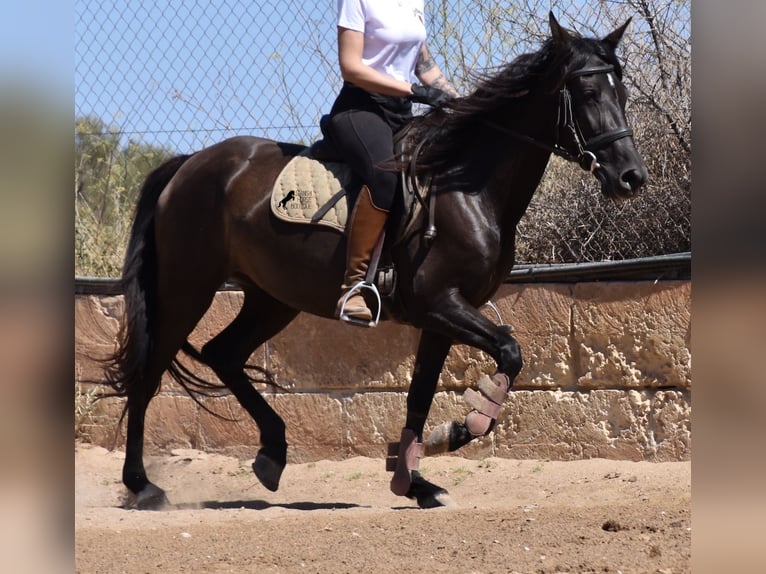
[75,0,527,152]
[76,1,340,151]
[75,1,690,153]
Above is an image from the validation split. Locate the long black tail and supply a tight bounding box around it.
[103,154,193,399]
[101,153,284,414]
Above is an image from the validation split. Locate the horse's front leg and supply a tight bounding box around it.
[416,290,523,455]
[387,330,454,508]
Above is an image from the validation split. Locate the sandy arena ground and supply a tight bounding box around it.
[75,441,690,573]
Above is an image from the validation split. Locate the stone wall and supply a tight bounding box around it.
[75,281,691,462]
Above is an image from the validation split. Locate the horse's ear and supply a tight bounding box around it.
[549,12,573,47]
[602,18,632,51]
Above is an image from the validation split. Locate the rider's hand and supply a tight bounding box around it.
[410,84,452,107]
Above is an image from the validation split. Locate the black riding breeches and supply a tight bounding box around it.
[327,83,412,212]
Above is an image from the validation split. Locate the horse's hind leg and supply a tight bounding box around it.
[200,285,298,492]
[122,278,220,509]
[122,220,227,507]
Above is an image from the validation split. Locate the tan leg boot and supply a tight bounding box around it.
[335,186,389,324]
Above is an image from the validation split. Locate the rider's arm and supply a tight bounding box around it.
[414,43,459,98]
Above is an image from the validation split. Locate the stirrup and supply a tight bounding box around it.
[337,280,382,327]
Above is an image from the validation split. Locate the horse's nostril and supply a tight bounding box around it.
[620,168,646,193]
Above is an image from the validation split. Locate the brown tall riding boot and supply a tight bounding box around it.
[335,186,389,324]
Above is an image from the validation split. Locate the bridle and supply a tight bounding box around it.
[486,64,634,174]
[402,63,635,244]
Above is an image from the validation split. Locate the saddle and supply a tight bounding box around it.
[270,115,434,300]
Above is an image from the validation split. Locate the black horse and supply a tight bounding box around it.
[104,13,647,509]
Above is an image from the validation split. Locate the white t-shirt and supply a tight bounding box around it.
[337,0,427,83]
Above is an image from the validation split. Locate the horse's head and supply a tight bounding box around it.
[549,13,648,200]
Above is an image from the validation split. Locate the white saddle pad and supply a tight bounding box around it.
[271,151,354,231]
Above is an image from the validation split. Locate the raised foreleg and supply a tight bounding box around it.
[415,289,522,455]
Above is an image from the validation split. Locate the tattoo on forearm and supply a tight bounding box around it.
[416,45,460,97]
[415,48,437,76]
[431,74,460,98]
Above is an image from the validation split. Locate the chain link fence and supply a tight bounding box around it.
[75,0,689,270]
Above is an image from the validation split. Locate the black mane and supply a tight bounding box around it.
[409,33,623,185]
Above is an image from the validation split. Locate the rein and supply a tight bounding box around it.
[402,65,633,245]
[485,64,633,173]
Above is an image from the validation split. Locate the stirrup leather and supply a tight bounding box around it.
[337,279,382,327]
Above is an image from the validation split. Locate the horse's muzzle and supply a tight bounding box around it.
[597,161,648,200]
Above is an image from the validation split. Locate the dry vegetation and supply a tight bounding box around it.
[429,0,691,263]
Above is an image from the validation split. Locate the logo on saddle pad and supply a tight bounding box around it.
[271,152,354,232]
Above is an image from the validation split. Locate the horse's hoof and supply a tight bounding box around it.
[135,483,169,510]
[252,449,285,492]
[407,471,456,509]
[417,490,457,509]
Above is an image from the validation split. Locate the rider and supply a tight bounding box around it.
[326,0,459,325]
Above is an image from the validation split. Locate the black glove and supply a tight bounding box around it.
[410,83,451,107]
